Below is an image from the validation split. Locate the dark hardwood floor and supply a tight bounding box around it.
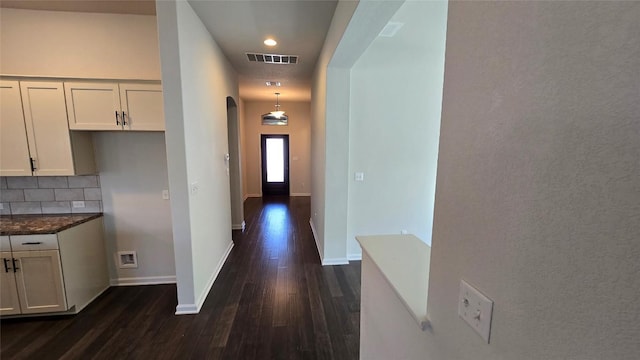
[0,196,361,360]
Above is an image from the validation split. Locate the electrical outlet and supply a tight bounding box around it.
[162,190,170,200]
[355,172,364,181]
[458,280,494,343]
[72,201,85,208]
[401,229,408,235]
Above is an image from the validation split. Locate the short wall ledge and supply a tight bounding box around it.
[356,234,431,331]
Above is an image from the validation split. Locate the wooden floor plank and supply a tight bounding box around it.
[0,196,361,359]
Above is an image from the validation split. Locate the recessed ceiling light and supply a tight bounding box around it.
[264,38,277,46]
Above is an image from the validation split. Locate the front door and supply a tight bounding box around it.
[261,134,289,196]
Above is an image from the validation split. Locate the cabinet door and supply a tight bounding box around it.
[0,80,32,176]
[65,82,122,130]
[0,251,21,316]
[119,83,165,131]
[12,250,67,314]
[20,82,77,176]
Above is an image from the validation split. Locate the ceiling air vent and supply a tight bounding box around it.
[246,53,299,65]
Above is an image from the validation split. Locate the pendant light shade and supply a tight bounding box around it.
[262,92,288,125]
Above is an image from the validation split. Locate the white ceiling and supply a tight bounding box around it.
[0,0,156,15]
[1,0,339,102]
[188,0,338,102]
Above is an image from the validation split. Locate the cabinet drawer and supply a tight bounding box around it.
[10,234,58,251]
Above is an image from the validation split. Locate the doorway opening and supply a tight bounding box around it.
[227,96,245,231]
[261,134,290,196]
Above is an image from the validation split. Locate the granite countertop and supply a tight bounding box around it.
[0,213,103,236]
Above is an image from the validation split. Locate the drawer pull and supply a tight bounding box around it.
[22,242,43,245]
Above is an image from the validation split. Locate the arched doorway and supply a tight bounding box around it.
[226,96,244,230]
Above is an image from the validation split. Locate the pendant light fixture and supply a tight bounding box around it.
[262,92,288,125]
[270,92,285,118]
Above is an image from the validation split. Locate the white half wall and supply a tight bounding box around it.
[0,8,161,80]
[157,0,239,313]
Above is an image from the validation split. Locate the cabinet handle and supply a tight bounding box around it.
[21,242,42,245]
[3,258,10,273]
[29,157,37,172]
[115,111,121,125]
[12,258,19,273]
[122,111,127,126]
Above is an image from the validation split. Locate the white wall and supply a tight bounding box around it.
[157,0,239,314]
[361,1,640,359]
[310,0,358,263]
[0,8,174,286]
[347,1,447,257]
[239,98,249,200]
[0,8,161,80]
[242,101,311,197]
[227,98,244,229]
[312,0,405,264]
[93,132,175,285]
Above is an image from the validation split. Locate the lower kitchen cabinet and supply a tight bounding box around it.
[12,250,67,314]
[0,217,108,317]
[0,250,21,315]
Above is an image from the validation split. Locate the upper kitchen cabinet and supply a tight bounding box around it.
[0,81,31,176]
[0,80,96,177]
[65,82,165,131]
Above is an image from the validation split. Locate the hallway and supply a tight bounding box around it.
[0,197,361,359]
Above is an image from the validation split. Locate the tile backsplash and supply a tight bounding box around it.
[0,176,102,215]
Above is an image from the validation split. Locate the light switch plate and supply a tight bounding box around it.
[162,190,170,200]
[72,201,85,208]
[458,280,494,343]
[354,172,364,181]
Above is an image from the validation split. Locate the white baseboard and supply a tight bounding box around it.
[174,240,234,315]
[348,253,362,261]
[309,218,349,266]
[290,193,311,197]
[309,218,323,261]
[322,257,350,266]
[232,220,246,231]
[175,304,199,315]
[110,275,177,286]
